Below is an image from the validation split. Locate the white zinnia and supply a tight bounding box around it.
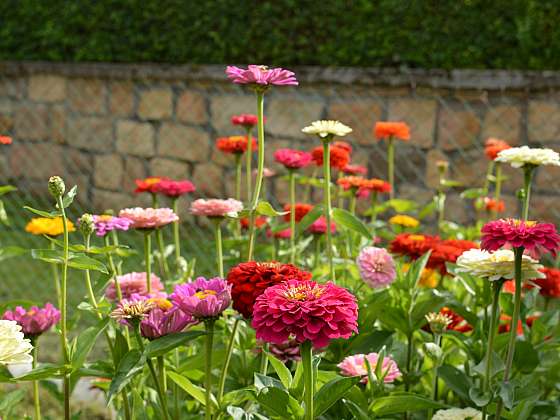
[302,120,352,138]
[455,249,544,282]
[496,146,560,168]
[0,320,33,365]
[433,408,482,420]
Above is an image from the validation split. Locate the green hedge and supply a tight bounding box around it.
[1,0,559,69]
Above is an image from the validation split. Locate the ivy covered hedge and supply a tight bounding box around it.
[1,0,559,69]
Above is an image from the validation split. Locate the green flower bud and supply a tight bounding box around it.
[80,213,95,237]
[423,342,443,362]
[48,176,66,198]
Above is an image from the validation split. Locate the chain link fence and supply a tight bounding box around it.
[1,62,559,305]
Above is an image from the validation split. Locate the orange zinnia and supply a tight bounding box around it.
[484,138,511,160]
[337,176,367,191]
[0,135,12,145]
[216,136,257,154]
[484,197,505,213]
[374,122,410,141]
[310,145,350,170]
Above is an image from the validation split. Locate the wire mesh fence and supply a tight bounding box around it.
[1,63,559,305]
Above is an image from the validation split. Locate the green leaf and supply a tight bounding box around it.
[68,254,109,273]
[0,185,17,196]
[168,371,214,407]
[469,386,491,407]
[254,373,285,391]
[266,353,292,389]
[437,365,472,401]
[61,185,77,208]
[0,389,25,413]
[15,364,65,381]
[31,248,64,264]
[0,246,26,261]
[498,382,515,409]
[254,386,303,419]
[385,199,418,213]
[406,251,432,289]
[418,201,437,219]
[71,317,110,371]
[513,340,539,374]
[369,393,447,415]
[509,398,536,420]
[332,208,371,238]
[0,200,8,225]
[23,206,61,218]
[256,201,288,217]
[314,376,360,417]
[295,205,323,237]
[461,188,486,200]
[343,398,370,420]
[440,179,462,188]
[144,331,205,358]
[108,350,145,403]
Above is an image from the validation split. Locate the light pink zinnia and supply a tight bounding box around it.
[338,352,401,383]
[274,148,312,170]
[356,247,396,288]
[252,279,358,349]
[226,65,298,86]
[190,198,244,218]
[105,272,164,301]
[481,219,560,256]
[118,207,179,229]
[308,216,336,235]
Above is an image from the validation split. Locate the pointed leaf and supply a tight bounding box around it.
[254,373,285,391]
[295,205,323,237]
[108,350,144,402]
[0,246,26,261]
[71,317,110,370]
[266,353,292,389]
[144,331,205,358]
[0,185,17,196]
[68,254,108,273]
[23,206,61,218]
[15,364,65,381]
[61,185,78,208]
[314,376,361,417]
[369,393,447,415]
[168,371,216,407]
[31,248,64,264]
[332,208,371,238]
[256,201,288,217]
[437,364,472,401]
[343,398,370,420]
[254,387,303,419]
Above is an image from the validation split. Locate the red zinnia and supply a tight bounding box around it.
[135,177,169,194]
[342,164,367,175]
[332,141,353,154]
[283,203,313,222]
[481,219,560,256]
[227,261,312,318]
[240,216,268,230]
[484,197,505,213]
[534,267,560,298]
[428,239,479,274]
[216,136,257,154]
[484,138,511,161]
[498,314,538,336]
[357,178,392,199]
[310,145,350,170]
[231,114,265,128]
[389,233,439,260]
[153,179,196,197]
[374,122,410,141]
[0,135,12,145]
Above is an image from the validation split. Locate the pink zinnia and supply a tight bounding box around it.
[118,207,179,229]
[481,219,560,256]
[3,303,60,338]
[338,353,401,383]
[190,198,244,218]
[226,65,298,86]
[356,247,396,288]
[252,279,358,349]
[231,114,265,128]
[105,272,164,301]
[308,216,336,235]
[140,306,196,340]
[93,215,133,237]
[274,148,312,170]
[342,164,368,175]
[267,227,292,239]
[153,179,196,197]
[172,277,232,319]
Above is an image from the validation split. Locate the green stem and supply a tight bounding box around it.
[301,341,314,420]
[405,333,413,392]
[370,190,378,231]
[214,219,224,278]
[204,320,216,420]
[322,140,335,281]
[313,237,321,268]
[174,349,181,420]
[482,280,503,420]
[49,240,61,304]
[522,166,534,221]
[218,318,240,403]
[103,236,122,300]
[171,198,181,264]
[156,228,170,281]
[144,231,152,293]
[437,191,446,232]
[246,91,265,261]
[427,334,442,420]
[56,196,70,420]
[492,163,502,220]
[305,168,317,202]
[483,161,495,194]
[387,136,395,199]
[260,342,269,375]
[235,153,242,201]
[32,338,41,420]
[289,170,297,264]
[336,172,344,209]
[246,127,253,202]
[495,247,524,420]
[158,356,167,393]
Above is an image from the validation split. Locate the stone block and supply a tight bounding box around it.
[266,97,324,139]
[158,123,209,162]
[10,142,64,179]
[138,88,173,120]
[425,149,449,189]
[438,106,481,151]
[63,148,93,173]
[388,98,437,148]
[531,195,560,224]
[210,94,255,134]
[192,162,224,197]
[94,154,124,190]
[327,99,383,145]
[177,91,208,124]
[116,120,155,157]
[110,81,135,116]
[0,78,25,99]
[92,189,135,213]
[481,104,521,144]
[51,104,66,143]
[528,100,560,143]
[68,78,106,114]
[67,116,113,151]
[150,157,189,180]
[123,156,147,193]
[14,104,49,140]
[28,75,66,102]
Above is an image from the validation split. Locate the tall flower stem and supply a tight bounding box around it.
[427,334,442,420]
[322,140,335,281]
[259,343,269,375]
[49,241,61,304]
[218,318,240,402]
[246,91,265,261]
[213,219,224,278]
[31,337,41,420]
[103,236,122,299]
[144,231,153,293]
[482,280,503,420]
[288,169,297,264]
[387,136,395,200]
[301,340,314,420]
[158,356,167,392]
[490,162,501,219]
[171,198,182,265]
[521,166,534,221]
[370,190,378,229]
[304,168,317,202]
[495,247,524,420]
[204,319,216,420]
[56,196,71,420]
[405,333,413,392]
[234,154,242,201]
[156,228,170,281]
[246,127,253,202]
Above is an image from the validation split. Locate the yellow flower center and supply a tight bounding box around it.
[147,298,173,311]
[27,310,36,316]
[145,177,161,185]
[194,289,218,299]
[98,215,113,222]
[408,234,425,242]
[283,284,324,301]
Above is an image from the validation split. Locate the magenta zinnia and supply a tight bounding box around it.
[92,215,133,237]
[140,305,196,340]
[356,247,396,288]
[171,277,232,320]
[3,303,60,338]
[226,65,298,86]
[338,353,401,383]
[251,279,358,348]
[274,148,312,170]
[481,219,560,256]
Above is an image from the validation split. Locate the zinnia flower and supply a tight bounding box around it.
[135,177,168,194]
[484,138,511,160]
[0,320,33,365]
[374,122,410,141]
[110,298,156,324]
[25,217,75,236]
[428,239,479,274]
[119,207,179,229]
[456,249,544,282]
[432,407,481,420]
[252,279,358,348]
[92,215,133,237]
[428,308,472,333]
[153,179,196,197]
[227,261,312,318]
[231,114,264,128]
[274,149,312,170]
[226,65,298,86]
[357,178,392,198]
[105,272,165,301]
[332,141,353,154]
[338,352,401,383]
[389,233,438,260]
[240,216,268,230]
[140,305,196,340]
[481,219,560,256]
[283,203,313,222]
[3,303,60,338]
[171,277,231,319]
[496,146,560,168]
[216,136,257,154]
[268,227,292,239]
[389,214,419,228]
[0,135,12,145]
[484,197,505,213]
[302,120,352,138]
[534,267,560,298]
[342,164,367,175]
[356,247,396,288]
[337,176,367,192]
[267,339,301,363]
[190,198,244,218]
[310,145,350,170]
[308,216,336,235]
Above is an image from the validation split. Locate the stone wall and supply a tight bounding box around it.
[1,61,559,223]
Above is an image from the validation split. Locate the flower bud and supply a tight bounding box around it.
[48,176,65,198]
[436,160,449,175]
[425,312,452,335]
[79,213,95,237]
[423,342,443,362]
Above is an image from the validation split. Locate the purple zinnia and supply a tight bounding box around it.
[93,215,133,237]
[171,277,232,320]
[226,65,298,86]
[140,306,196,340]
[356,247,396,288]
[3,303,60,338]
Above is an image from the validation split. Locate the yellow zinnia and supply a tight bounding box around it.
[389,214,419,228]
[402,264,439,288]
[25,217,75,236]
